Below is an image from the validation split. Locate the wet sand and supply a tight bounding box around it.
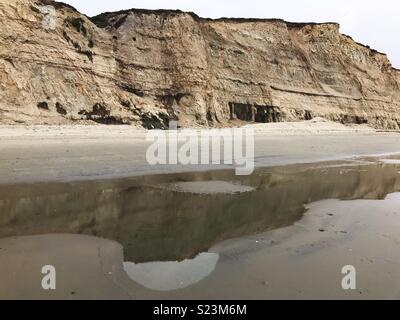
[0,234,131,300]
[170,192,400,299]
[0,158,400,299]
[1,193,400,299]
[0,122,399,184]
[1,121,400,299]
[158,181,255,194]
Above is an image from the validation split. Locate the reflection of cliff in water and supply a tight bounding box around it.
[0,161,399,263]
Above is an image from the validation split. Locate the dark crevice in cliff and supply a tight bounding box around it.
[62,30,94,62]
[37,102,49,110]
[56,102,67,116]
[65,17,88,36]
[157,93,189,107]
[229,102,282,123]
[78,103,125,125]
[339,114,369,125]
[141,113,170,130]
[255,105,282,123]
[117,83,145,97]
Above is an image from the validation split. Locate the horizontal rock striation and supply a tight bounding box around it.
[0,0,399,128]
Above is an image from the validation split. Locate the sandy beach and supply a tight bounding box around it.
[0,119,399,184]
[1,120,400,299]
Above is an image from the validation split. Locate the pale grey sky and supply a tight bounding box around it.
[63,0,400,68]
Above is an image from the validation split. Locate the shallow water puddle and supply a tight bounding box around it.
[0,158,400,298]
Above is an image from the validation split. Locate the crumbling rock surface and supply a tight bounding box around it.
[0,0,399,129]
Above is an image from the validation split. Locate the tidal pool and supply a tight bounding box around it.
[0,157,400,299]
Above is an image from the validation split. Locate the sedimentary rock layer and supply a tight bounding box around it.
[0,0,399,128]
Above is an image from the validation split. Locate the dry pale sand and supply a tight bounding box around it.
[0,119,399,184]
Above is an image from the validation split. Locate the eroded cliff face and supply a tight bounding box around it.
[0,0,399,128]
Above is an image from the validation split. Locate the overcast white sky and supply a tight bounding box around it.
[63,0,400,68]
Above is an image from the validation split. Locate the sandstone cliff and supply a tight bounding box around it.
[0,0,399,129]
